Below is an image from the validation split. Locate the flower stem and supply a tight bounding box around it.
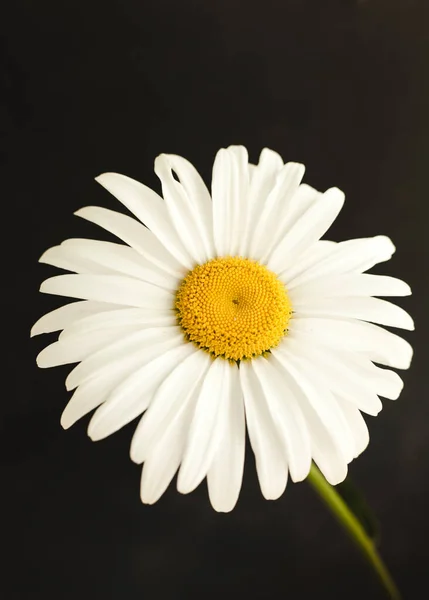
[307,464,401,600]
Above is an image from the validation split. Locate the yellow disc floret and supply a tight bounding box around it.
[175,256,292,361]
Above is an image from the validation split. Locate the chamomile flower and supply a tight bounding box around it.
[32,146,413,512]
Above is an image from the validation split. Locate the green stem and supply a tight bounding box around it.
[307,464,401,600]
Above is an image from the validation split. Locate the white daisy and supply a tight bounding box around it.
[32,146,413,512]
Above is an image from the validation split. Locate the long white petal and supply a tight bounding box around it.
[239,360,288,500]
[95,173,193,269]
[336,400,370,459]
[177,359,231,494]
[40,274,174,309]
[207,364,245,512]
[59,308,175,341]
[272,346,355,463]
[279,240,337,284]
[289,317,413,370]
[268,187,345,274]
[31,301,123,337]
[239,148,283,256]
[154,154,215,261]
[293,296,414,330]
[130,350,211,464]
[212,146,249,256]
[39,246,111,274]
[252,357,312,482]
[88,343,194,441]
[287,236,395,288]
[75,206,185,277]
[250,165,306,262]
[60,239,179,290]
[275,338,382,415]
[289,273,411,300]
[61,364,137,429]
[36,325,138,368]
[140,380,200,505]
[65,326,183,390]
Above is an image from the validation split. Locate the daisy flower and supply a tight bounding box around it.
[32,146,413,512]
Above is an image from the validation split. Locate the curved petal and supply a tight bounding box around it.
[206,364,245,512]
[279,240,337,284]
[155,154,215,261]
[274,339,383,416]
[75,206,185,277]
[39,246,111,275]
[293,296,414,330]
[239,148,283,256]
[212,146,249,256]
[267,187,345,274]
[59,307,175,341]
[88,342,195,441]
[287,236,395,288]
[31,300,123,337]
[289,273,411,301]
[239,360,288,500]
[130,349,211,464]
[288,317,413,370]
[36,325,138,368]
[40,274,174,309]
[177,359,232,494]
[272,345,356,463]
[95,173,193,269]
[336,400,370,459]
[65,326,183,390]
[60,239,179,290]
[249,164,306,262]
[252,357,312,482]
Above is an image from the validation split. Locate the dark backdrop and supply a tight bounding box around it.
[2,1,428,598]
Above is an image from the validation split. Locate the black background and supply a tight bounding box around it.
[2,0,428,598]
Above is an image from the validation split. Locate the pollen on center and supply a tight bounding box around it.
[175,256,293,361]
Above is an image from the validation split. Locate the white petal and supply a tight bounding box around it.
[268,187,345,274]
[31,301,123,337]
[287,236,395,288]
[239,360,288,500]
[274,338,382,416]
[130,349,211,464]
[65,326,183,390]
[95,173,193,269]
[252,357,312,482]
[59,307,175,342]
[272,346,355,463]
[39,246,111,274]
[75,206,185,278]
[336,401,369,459]
[279,240,337,284]
[289,317,413,370]
[177,359,232,494]
[289,274,411,301]
[88,342,194,441]
[60,239,179,290]
[249,164,306,262]
[36,325,138,368]
[61,364,136,429]
[206,364,245,512]
[154,154,215,262]
[293,296,414,330]
[239,148,284,255]
[212,146,249,256]
[139,355,212,505]
[299,392,348,485]
[40,274,174,309]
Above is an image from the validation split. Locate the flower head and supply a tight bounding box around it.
[33,146,413,511]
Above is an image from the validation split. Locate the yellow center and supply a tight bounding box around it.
[175,256,292,361]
